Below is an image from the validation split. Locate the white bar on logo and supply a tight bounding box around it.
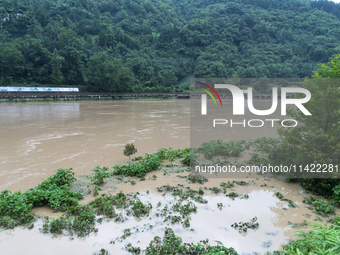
[213,119,228,127]
[201,94,207,115]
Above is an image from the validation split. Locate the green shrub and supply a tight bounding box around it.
[197,140,248,159]
[91,166,110,185]
[303,196,335,215]
[231,217,259,233]
[134,228,238,255]
[0,190,34,228]
[282,223,340,254]
[0,168,82,229]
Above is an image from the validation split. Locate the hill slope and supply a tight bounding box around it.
[0,0,340,92]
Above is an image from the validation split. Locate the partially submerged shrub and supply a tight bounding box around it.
[0,168,82,229]
[91,166,110,185]
[231,217,259,233]
[127,200,152,218]
[303,196,335,215]
[0,190,34,228]
[197,140,249,159]
[275,192,296,208]
[186,174,208,184]
[113,147,190,177]
[127,228,238,255]
[124,143,137,160]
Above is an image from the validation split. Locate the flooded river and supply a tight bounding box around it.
[0,100,335,254]
[0,100,190,192]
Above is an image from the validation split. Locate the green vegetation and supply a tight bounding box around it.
[1,151,340,253]
[182,173,208,184]
[113,147,190,178]
[94,249,110,255]
[220,181,235,189]
[123,143,137,160]
[91,166,110,186]
[197,140,249,160]
[303,196,335,215]
[113,152,162,178]
[275,192,297,208]
[89,191,129,218]
[157,184,208,204]
[172,201,197,218]
[231,216,259,233]
[226,192,239,199]
[0,168,82,229]
[1,0,340,93]
[248,54,340,200]
[281,223,340,255]
[240,54,340,254]
[42,204,97,237]
[125,228,238,255]
[127,200,152,218]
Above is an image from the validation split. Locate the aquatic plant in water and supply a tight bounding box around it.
[125,228,238,254]
[231,217,259,233]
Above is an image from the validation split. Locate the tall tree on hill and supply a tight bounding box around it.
[50,49,64,85]
[0,43,24,85]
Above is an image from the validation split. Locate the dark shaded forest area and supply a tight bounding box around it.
[0,0,340,92]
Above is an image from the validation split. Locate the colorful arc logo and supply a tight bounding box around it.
[198,82,222,106]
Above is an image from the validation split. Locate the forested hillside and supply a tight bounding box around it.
[0,0,340,92]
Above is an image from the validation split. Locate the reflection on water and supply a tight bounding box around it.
[0,103,80,124]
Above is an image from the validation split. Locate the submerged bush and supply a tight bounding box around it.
[0,168,82,229]
[186,174,208,184]
[0,190,34,228]
[113,147,190,177]
[127,200,152,218]
[275,192,296,208]
[303,196,335,215]
[127,228,238,255]
[91,166,110,185]
[197,140,249,159]
[231,217,259,233]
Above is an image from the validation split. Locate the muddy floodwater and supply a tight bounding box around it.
[0,100,190,192]
[0,100,337,254]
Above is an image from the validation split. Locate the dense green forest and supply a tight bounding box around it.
[0,0,340,92]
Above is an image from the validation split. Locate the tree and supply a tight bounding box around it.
[123,143,137,160]
[57,29,84,85]
[253,54,340,197]
[0,43,24,84]
[98,30,106,47]
[161,69,178,87]
[50,49,64,85]
[86,52,136,92]
[277,54,340,167]
[27,18,44,40]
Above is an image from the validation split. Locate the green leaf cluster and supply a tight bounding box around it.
[132,227,238,255]
[113,147,189,177]
[0,168,82,228]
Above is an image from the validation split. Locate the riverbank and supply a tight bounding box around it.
[0,95,178,103]
[1,147,339,255]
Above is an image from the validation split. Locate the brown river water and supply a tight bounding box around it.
[0,100,336,254]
